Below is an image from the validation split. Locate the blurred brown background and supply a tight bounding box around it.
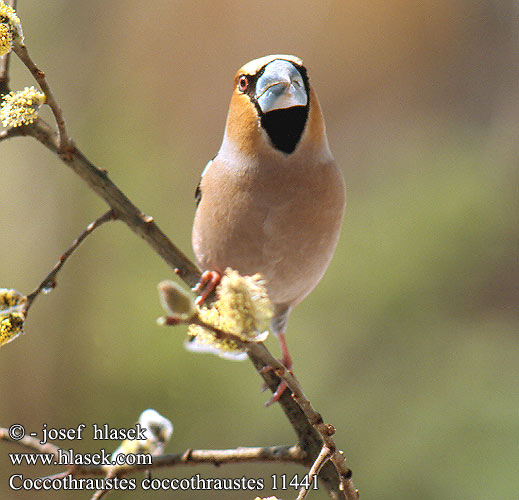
[1,1,518,499]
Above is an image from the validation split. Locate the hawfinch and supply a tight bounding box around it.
[192,55,345,403]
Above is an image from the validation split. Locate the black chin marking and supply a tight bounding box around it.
[260,105,309,154]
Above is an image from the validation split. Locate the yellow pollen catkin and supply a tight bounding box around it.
[187,269,272,358]
[0,311,24,346]
[0,288,27,347]
[0,86,45,128]
[0,1,22,42]
[0,23,12,56]
[0,1,20,26]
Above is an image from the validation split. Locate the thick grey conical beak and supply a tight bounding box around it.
[255,60,307,113]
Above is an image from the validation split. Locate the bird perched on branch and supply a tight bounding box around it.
[192,55,345,404]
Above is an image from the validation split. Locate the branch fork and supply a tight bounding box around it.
[0,3,359,498]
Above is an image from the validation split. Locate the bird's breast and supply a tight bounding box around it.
[192,153,345,307]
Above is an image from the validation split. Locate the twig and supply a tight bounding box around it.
[190,317,359,500]
[12,43,70,150]
[0,125,25,142]
[90,471,116,500]
[0,428,303,476]
[297,445,332,500]
[7,115,353,498]
[90,485,111,500]
[1,15,359,496]
[0,0,16,95]
[249,342,357,500]
[22,119,202,289]
[40,471,71,481]
[24,209,116,312]
[0,427,60,459]
[74,445,304,477]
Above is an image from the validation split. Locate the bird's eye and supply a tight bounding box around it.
[238,75,249,92]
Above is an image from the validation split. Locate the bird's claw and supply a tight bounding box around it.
[260,352,293,406]
[264,380,288,407]
[193,270,221,306]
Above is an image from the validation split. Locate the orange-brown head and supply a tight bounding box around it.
[220,54,331,161]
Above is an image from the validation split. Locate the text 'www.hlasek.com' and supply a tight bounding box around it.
[5,422,319,493]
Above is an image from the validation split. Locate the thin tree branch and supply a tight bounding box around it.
[297,445,332,500]
[0,429,303,476]
[77,445,304,476]
[4,117,352,498]
[90,489,110,500]
[250,342,357,500]
[23,119,203,289]
[24,209,116,312]
[0,427,60,459]
[189,317,359,500]
[90,471,116,500]
[0,125,25,141]
[1,13,359,496]
[12,42,70,150]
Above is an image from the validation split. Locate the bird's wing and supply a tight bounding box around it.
[195,158,215,207]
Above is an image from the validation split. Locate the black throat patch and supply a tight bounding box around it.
[240,60,311,154]
[260,105,309,154]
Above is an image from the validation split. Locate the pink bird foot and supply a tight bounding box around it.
[193,270,221,306]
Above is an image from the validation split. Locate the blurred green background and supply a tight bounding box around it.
[1,1,518,499]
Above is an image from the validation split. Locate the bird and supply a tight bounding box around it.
[192,54,345,404]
